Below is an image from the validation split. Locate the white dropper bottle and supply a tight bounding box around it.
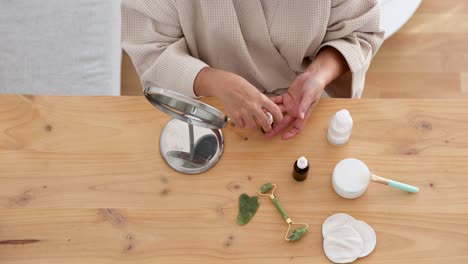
[327,109,353,146]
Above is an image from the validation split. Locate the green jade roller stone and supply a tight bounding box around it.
[260,183,274,194]
[237,194,260,226]
[288,226,309,241]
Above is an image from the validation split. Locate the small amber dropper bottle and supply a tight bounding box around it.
[293,156,309,182]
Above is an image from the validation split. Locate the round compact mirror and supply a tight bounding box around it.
[144,87,229,174]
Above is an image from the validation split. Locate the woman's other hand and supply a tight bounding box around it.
[266,72,325,140]
[266,47,350,140]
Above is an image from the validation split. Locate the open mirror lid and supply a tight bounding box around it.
[144,87,229,129]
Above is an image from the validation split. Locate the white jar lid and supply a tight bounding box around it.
[332,158,370,199]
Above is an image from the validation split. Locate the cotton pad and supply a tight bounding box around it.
[345,220,377,257]
[322,213,355,238]
[323,226,363,264]
[322,213,378,263]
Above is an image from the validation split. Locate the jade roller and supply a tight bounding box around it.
[259,183,309,241]
[332,158,420,199]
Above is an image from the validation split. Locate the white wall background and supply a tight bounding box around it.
[0,0,121,95]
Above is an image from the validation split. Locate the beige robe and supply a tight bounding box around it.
[122,0,384,98]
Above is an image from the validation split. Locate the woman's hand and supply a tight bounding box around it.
[265,72,326,140]
[266,47,350,140]
[194,68,283,132]
[194,47,347,137]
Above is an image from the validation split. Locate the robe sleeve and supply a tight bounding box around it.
[316,0,385,98]
[121,0,208,97]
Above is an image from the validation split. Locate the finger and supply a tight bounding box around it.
[265,115,294,138]
[264,105,286,115]
[298,78,322,119]
[282,102,316,140]
[298,96,317,120]
[243,115,258,131]
[263,98,284,123]
[255,111,272,132]
[277,104,287,113]
[282,121,304,140]
[233,116,245,129]
[269,96,283,104]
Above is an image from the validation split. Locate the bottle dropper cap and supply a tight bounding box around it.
[332,109,353,133]
[266,112,273,125]
[297,156,308,170]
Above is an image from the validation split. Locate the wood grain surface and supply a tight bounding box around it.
[364,0,468,98]
[0,95,467,263]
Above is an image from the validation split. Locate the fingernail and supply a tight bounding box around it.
[300,112,305,119]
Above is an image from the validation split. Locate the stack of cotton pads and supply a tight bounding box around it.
[322,213,377,263]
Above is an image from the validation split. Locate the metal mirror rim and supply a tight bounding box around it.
[144,87,229,130]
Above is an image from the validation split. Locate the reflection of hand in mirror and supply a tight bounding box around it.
[194,134,218,162]
[194,67,283,133]
[166,135,217,167]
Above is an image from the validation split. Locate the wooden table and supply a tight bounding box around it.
[0,95,467,264]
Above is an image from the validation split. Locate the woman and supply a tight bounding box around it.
[122,0,384,140]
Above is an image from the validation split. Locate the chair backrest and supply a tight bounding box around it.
[380,0,422,39]
[0,0,121,95]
